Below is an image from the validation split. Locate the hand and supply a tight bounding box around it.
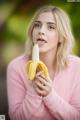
[32,71,53,97]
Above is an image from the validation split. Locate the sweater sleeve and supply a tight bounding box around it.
[7,62,42,120]
[43,73,80,120]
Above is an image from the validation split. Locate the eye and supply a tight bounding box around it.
[34,23,41,28]
[48,25,55,30]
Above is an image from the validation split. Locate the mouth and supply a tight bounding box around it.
[37,38,47,47]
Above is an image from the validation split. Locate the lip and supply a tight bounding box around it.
[36,38,47,47]
[37,38,47,43]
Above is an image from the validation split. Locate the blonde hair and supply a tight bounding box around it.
[25,5,75,70]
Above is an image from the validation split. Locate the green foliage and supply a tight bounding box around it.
[0,0,80,64]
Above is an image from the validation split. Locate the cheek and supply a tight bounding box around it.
[32,30,38,40]
[32,30,36,42]
[49,32,59,44]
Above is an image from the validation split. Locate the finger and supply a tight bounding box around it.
[33,81,46,95]
[36,70,44,76]
[37,73,51,83]
[40,75,52,83]
[33,80,52,97]
[37,75,50,87]
[35,80,46,90]
[36,71,47,81]
[35,86,46,96]
[39,75,47,81]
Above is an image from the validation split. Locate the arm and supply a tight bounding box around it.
[43,87,80,120]
[33,71,80,120]
[7,62,42,120]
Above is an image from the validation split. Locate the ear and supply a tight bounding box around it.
[57,42,61,48]
[59,36,64,43]
[33,42,34,45]
[58,40,62,44]
[59,35,62,43]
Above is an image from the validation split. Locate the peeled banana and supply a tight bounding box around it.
[26,44,49,80]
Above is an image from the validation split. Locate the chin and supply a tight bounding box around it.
[40,46,55,54]
[39,48,49,53]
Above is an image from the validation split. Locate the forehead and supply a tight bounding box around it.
[36,12,56,23]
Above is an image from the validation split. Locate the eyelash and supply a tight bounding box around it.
[48,26,55,30]
[34,23,55,30]
[34,23,41,28]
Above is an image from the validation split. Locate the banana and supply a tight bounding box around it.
[26,44,49,80]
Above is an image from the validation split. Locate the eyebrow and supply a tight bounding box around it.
[47,22,56,25]
[34,21,56,25]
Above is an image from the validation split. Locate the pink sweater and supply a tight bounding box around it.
[7,54,80,120]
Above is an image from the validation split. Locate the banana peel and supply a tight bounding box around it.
[26,44,49,80]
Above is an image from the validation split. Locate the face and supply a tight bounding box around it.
[32,12,59,53]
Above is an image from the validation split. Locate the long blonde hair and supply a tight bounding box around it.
[25,5,75,70]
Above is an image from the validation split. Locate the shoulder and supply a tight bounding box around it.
[68,55,80,68]
[7,54,30,71]
[68,55,80,91]
[67,55,80,76]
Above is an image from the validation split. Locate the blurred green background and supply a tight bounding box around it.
[0,0,80,118]
[0,0,80,74]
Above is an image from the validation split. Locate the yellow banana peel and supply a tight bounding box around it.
[26,44,49,80]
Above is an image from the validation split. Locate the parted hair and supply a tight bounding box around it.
[25,5,75,70]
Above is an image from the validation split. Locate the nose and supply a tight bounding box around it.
[38,25,45,35]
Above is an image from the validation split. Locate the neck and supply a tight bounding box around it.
[40,48,57,72]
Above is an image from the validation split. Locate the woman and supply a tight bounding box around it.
[7,5,80,120]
